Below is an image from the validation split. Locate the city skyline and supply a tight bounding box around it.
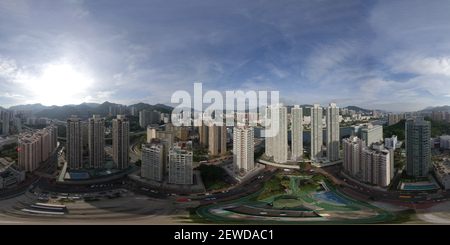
[1,1,450,112]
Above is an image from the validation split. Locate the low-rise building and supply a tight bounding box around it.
[0,158,25,189]
[432,159,450,190]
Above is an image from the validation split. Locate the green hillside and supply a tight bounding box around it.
[383,117,450,141]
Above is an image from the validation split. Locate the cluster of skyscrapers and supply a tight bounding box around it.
[66,114,130,170]
[141,138,193,185]
[343,116,432,187]
[198,116,227,156]
[18,125,58,172]
[265,103,340,163]
[343,136,394,187]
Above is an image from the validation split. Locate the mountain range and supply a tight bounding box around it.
[0,102,377,120]
[420,105,450,112]
[0,102,175,120]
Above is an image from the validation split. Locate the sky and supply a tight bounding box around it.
[1,0,450,113]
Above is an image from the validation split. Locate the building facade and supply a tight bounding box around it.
[310,104,323,160]
[268,103,287,163]
[361,142,393,187]
[326,103,340,162]
[66,115,83,169]
[141,138,167,182]
[291,105,303,160]
[233,126,255,171]
[405,117,431,178]
[168,145,192,185]
[113,115,130,170]
[88,115,105,168]
[342,136,365,176]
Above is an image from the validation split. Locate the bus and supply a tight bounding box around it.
[30,204,65,211]
[21,209,64,215]
[35,203,66,209]
[399,196,411,198]
[61,193,69,196]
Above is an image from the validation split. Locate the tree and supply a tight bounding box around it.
[263,178,281,191]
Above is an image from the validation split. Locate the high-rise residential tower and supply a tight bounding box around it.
[326,103,340,162]
[291,105,303,160]
[66,115,83,169]
[88,115,105,168]
[141,138,168,182]
[361,142,393,187]
[113,115,130,170]
[405,117,431,178]
[310,104,323,160]
[2,111,9,135]
[168,145,193,185]
[342,136,365,176]
[233,126,255,171]
[267,103,287,163]
[265,105,273,157]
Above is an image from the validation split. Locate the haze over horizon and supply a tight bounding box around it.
[1,1,450,112]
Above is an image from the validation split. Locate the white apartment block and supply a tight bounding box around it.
[267,103,287,163]
[88,115,105,168]
[168,145,193,185]
[141,138,168,182]
[388,113,406,126]
[18,135,40,172]
[385,135,397,149]
[265,105,273,157]
[342,136,365,176]
[66,115,83,170]
[310,104,323,160]
[352,123,383,147]
[113,115,130,170]
[361,142,393,187]
[233,126,255,171]
[139,110,161,128]
[291,105,303,160]
[326,103,340,162]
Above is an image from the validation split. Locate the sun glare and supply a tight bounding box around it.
[32,64,92,106]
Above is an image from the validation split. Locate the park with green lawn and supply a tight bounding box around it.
[193,172,396,224]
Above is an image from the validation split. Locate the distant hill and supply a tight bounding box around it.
[383,116,450,141]
[128,102,174,114]
[420,105,450,112]
[31,101,174,120]
[8,103,56,114]
[35,104,93,120]
[344,105,372,113]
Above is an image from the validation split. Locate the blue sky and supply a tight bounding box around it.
[1,0,450,112]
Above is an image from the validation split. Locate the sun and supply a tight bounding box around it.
[31,64,93,106]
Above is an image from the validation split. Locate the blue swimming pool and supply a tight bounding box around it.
[403,184,437,190]
[312,192,349,205]
[69,173,89,179]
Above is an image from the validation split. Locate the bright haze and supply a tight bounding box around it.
[1,0,449,112]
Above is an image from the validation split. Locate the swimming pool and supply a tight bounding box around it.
[312,192,349,205]
[69,173,89,179]
[403,184,437,190]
